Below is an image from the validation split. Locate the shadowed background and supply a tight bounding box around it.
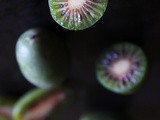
[0,0,160,119]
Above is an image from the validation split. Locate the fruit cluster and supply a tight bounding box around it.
[0,0,149,120]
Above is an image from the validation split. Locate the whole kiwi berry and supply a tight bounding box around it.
[48,0,108,30]
[80,111,120,120]
[0,96,17,120]
[13,88,73,120]
[16,28,69,88]
[96,42,148,95]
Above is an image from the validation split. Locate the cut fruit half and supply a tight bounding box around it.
[13,88,72,120]
[96,42,148,94]
[49,0,108,30]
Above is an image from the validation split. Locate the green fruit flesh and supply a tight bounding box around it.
[96,42,148,94]
[16,28,69,88]
[49,0,108,30]
[13,88,72,120]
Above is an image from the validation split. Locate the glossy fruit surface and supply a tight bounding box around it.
[49,0,108,30]
[96,42,148,94]
[13,88,72,120]
[16,28,69,88]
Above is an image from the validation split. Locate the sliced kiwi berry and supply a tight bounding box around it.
[16,28,69,88]
[96,42,148,94]
[80,111,120,120]
[13,88,72,120]
[0,97,17,120]
[49,0,108,30]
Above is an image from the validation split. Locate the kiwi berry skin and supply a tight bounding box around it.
[48,0,108,30]
[96,42,148,95]
[13,89,52,120]
[16,28,69,88]
[13,88,73,120]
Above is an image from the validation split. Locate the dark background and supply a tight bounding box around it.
[0,0,160,120]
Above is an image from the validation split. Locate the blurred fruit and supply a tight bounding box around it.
[13,88,72,120]
[96,42,148,94]
[16,28,69,88]
[0,96,17,120]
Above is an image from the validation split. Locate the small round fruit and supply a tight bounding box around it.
[16,28,69,88]
[48,0,108,30]
[96,42,148,94]
[80,112,119,120]
[0,96,17,120]
[13,88,72,120]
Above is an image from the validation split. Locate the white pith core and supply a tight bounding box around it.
[111,59,131,77]
[68,0,86,10]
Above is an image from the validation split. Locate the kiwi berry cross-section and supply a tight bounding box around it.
[49,0,108,30]
[16,28,69,88]
[96,42,148,94]
[13,88,72,120]
[0,97,17,120]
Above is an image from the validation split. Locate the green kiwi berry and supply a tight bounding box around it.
[96,42,148,94]
[0,96,17,120]
[48,0,108,30]
[13,88,72,120]
[80,112,120,120]
[16,28,69,88]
